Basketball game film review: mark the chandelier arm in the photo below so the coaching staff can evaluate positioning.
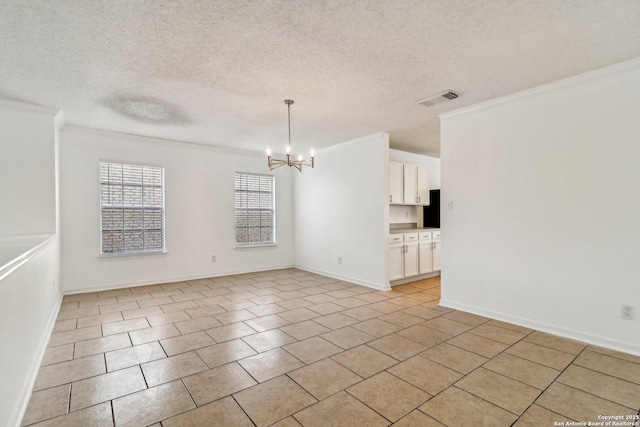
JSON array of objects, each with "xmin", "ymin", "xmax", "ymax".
[{"xmin": 267, "ymin": 158, "xmax": 288, "ymax": 171}]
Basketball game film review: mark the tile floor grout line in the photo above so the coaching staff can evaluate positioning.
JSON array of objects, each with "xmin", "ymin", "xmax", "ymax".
[
  {"xmin": 512, "ymin": 404, "xmax": 576, "ymax": 427},
  {"xmin": 230, "ymin": 394, "xmax": 258, "ymax": 427},
  {"xmin": 67, "ymin": 381, "xmax": 72, "ymax": 415},
  {"xmin": 553, "ymin": 377, "xmax": 639, "ymax": 413},
  {"xmin": 110, "ymin": 400, "xmax": 116, "ymax": 427},
  {"xmin": 433, "ymin": 329, "xmax": 545, "ymax": 420},
  {"xmin": 138, "ymin": 356, "xmax": 150, "ymax": 389},
  {"xmin": 453, "ymin": 370, "xmax": 542, "ymax": 418},
  {"xmin": 520, "ymin": 335, "xmax": 587, "ymax": 356},
  {"xmin": 234, "ymin": 357, "xmax": 261, "ymax": 386},
  {"xmin": 443, "ymin": 336, "xmax": 507, "ymax": 360},
  {"xmin": 179, "ymin": 377, "xmax": 198, "ymax": 410},
  {"xmin": 555, "ymin": 354, "xmax": 640, "ymax": 385},
  {"xmin": 462, "ymin": 329, "xmax": 539, "ymax": 386},
  {"xmin": 574, "ymin": 348, "xmax": 640, "ymax": 372},
  {"xmin": 586, "ymin": 347, "xmax": 640, "ymax": 366},
  {"xmin": 340, "ymin": 342, "xmax": 401, "ymax": 375},
  {"xmin": 518, "ymin": 345, "xmax": 591, "ymax": 422},
  {"xmin": 383, "ymin": 367, "xmax": 436, "ymax": 398},
  {"xmin": 495, "ymin": 345, "xmax": 569, "ymax": 372},
  {"xmin": 341, "ymin": 386, "xmax": 408, "ymax": 425},
  {"xmin": 411, "ymin": 384, "xmax": 461, "ymax": 426}
]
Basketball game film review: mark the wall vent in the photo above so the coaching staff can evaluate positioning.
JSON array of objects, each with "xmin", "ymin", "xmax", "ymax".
[{"xmin": 417, "ymin": 91, "xmax": 459, "ymax": 107}]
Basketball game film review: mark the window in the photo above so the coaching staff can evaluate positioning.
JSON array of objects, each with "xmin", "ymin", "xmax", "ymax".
[
  {"xmin": 100, "ymin": 161, "xmax": 165, "ymax": 254},
  {"xmin": 234, "ymin": 172, "xmax": 275, "ymax": 246}
]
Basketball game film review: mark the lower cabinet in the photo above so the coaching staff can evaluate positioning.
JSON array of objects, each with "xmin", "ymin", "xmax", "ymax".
[
  {"xmin": 390, "ymin": 230, "xmax": 441, "ymax": 282},
  {"xmin": 419, "ymin": 241, "xmax": 433, "ymax": 274},
  {"xmin": 432, "ymin": 240, "xmax": 441, "ymax": 271},
  {"xmin": 404, "ymin": 241, "xmax": 419, "ymax": 277},
  {"xmin": 389, "ymin": 242, "xmax": 405, "ymax": 281},
  {"xmin": 419, "ymin": 230, "xmax": 441, "ymax": 275},
  {"xmin": 419, "ymin": 240, "xmax": 442, "ymax": 274},
  {"xmin": 389, "ymin": 240, "xmax": 419, "ymax": 280}
]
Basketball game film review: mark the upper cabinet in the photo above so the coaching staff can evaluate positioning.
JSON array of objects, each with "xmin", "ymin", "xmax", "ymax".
[
  {"xmin": 417, "ymin": 167, "xmax": 430, "ymax": 206},
  {"xmin": 389, "ymin": 161, "xmax": 404, "ymax": 204},
  {"xmin": 389, "ymin": 162, "xmax": 429, "ymax": 205},
  {"xmin": 403, "ymin": 164, "xmax": 417, "ymax": 205}
]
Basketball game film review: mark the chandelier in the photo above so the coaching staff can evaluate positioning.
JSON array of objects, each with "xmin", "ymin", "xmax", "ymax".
[{"xmin": 266, "ymin": 99, "xmax": 315, "ymax": 172}]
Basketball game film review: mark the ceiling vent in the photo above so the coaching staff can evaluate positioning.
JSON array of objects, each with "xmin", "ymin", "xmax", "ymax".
[{"xmin": 417, "ymin": 91, "xmax": 459, "ymax": 107}]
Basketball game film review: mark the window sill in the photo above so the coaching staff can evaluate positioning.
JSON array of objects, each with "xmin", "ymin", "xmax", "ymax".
[
  {"xmin": 98, "ymin": 250, "xmax": 168, "ymax": 259},
  {"xmin": 234, "ymin": 243, "xmax": 278, "ymax": 249}
]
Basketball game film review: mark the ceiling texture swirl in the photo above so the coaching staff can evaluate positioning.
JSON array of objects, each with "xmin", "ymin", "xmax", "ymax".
[{"xmin": 1, "ymin": 1, "xmax": 639, "ymax": 156}]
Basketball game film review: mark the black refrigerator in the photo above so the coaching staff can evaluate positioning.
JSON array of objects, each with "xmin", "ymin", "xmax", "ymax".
[{"xmin": 423, "ymin": 190, "xmax": 440, "ymax": 228}]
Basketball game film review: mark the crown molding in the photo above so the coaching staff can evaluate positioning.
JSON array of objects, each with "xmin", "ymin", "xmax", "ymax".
[
  {"xmin": 0, "ymin": 98, "xmax": 60, "ymax": 116},
  {"xmin": 61, "ymin": 125, "xmax": 266, "ymax": 158},
  {"xmin": 440, "ymin": 57, "xmax": 640, "ymax": 120}
]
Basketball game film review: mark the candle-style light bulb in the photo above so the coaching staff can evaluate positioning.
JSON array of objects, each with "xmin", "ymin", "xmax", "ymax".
[
  {"xmin": 286, "ymin": 145, "xmax": 291, "ymax": 154},
  {"xmin": 266, "ymin": 148, "xmax": 271, "ymax": 156},
  {"xmin": 298, "ymin": 155, "xmax": 303, "ymax": 161},
  {"xmin": 310, "ymin": 149, "xmax": 315, "ymax": 157}
]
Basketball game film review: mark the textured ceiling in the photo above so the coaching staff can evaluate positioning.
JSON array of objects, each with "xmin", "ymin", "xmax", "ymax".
[{"xmin": 1, "ymin": 1, "xmax": 639, "ymax": 157}]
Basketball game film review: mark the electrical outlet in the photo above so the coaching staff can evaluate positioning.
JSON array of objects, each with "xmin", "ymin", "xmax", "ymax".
[
  {"xmin": 622, "ymin": 304, "xmax": 634, "ymax": 320},
  {"xmin": 338, "ymin": 257, "xmax": 342, "ymax": 265},
  {"xmin": 447, "ymin": 201, "xmax": 453, "ymax": 211},
  {"xmin": 211, "ymin": 255, "xmax": 217, "ymax": 262}
]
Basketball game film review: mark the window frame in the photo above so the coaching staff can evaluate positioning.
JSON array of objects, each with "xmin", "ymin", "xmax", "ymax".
[
  {"xmin": 234, "ymin": 171, "xmax": 276, "ymax": 248},
  {"xmin": 99, "ymin": 159, "xmax": 166, "ymax": 256}
]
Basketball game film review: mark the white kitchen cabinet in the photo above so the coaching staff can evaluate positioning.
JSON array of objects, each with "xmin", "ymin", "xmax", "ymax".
[
  {"xmin": 389, "ymin": 161, "xmax": 404, "ymax": 204},
  {"xmin": 417, "ymin": 167, "xmax": 430, "ymax": 205},
  {"xmin": 404, "ymin": 241, "xmax": 419, "ymax": 277},
  {"xmin": 418, "ymin": 230, "xmax": 441, "ymax": 275},
  {"xmin": 389, "ymin": 162, "xmax": 429, "ymax": 205},
  {"xmin": 389, "ymin": 234, "xmax": 420, "ymax": 280},
  {"xmin": 403, "ymin": 164, "xmax": 418, "ymax": 205},
  {"xmin": 390, "ymin": 230, "xmax": 440, "ymax": 284},
  {"xmin": 419, "ymin": 241, "xmax": 433, "ymax": 274},
  {"xmin": 432, "ymin": 240, "xmax": 441, "ymax": 271},
  {"xmin": 389, "ymin": 242, "xmax": 405, "ymax": 281}
]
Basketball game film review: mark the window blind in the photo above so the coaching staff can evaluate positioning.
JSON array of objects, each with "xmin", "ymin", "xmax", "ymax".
[
  {"xmin": 234, "ymin": 172, "xmax": 275, "ymax": 245},
  {"xmin": 100, "ymin": 161, "xmax": 165, "ymax": 254}
]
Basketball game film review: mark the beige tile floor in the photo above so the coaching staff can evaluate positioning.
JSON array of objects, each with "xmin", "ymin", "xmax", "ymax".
[{"xmin": 23, "ymin": 269, "xmax": 640, "ymax": 426}]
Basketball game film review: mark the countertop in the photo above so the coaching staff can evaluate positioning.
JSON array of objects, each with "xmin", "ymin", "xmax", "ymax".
[{"xmin": 390, "ymin": 227, "xmax": 440, "ymax": 234}]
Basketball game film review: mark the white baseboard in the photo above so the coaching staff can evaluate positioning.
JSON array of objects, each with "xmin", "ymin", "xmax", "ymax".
[
  {"xmin": 293, "ymin": 265, "xmax": 389, "ymax": 291},
  {"xmin": 439, "ymin": 299, "xmax": 640, "ymax": 357},
  {"xmin": 63, "ymin": 264, "xmax": 295, "ymax": 295},
  {"xmin": 10, "ymin": 293, "xmax": 63, "ymax": 427}
]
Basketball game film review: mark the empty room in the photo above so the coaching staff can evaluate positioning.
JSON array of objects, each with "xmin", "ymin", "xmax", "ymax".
[{"xmin": 1, "ymin": 1, "xmax": 639, "ymax": 426}]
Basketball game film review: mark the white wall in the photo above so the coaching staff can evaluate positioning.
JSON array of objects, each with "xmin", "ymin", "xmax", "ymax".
[
  {"xmin": 59, "ymin": 127, "xmax": 294, "ymax": 293},
  {"xmin": 0, "ymin": 239, "xmax": 61, "ymax": 427},
  {"xmin": 0, "ymin": 100, "xmax": 57, "ymax": 237},
  {"xmin": 0, "ymin": 101, "xmax": 62, "ymax": 427},
  {"xmin": 293, "ymin": 133, "xmax": 389, "ymax": 290},
  {"xmin": 389, "ymin": 205, "xmax": 420, "ymax": 225},
  {"xmin": 440, "ymin": 58, "xmax": 640, "ymax": 355}
]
